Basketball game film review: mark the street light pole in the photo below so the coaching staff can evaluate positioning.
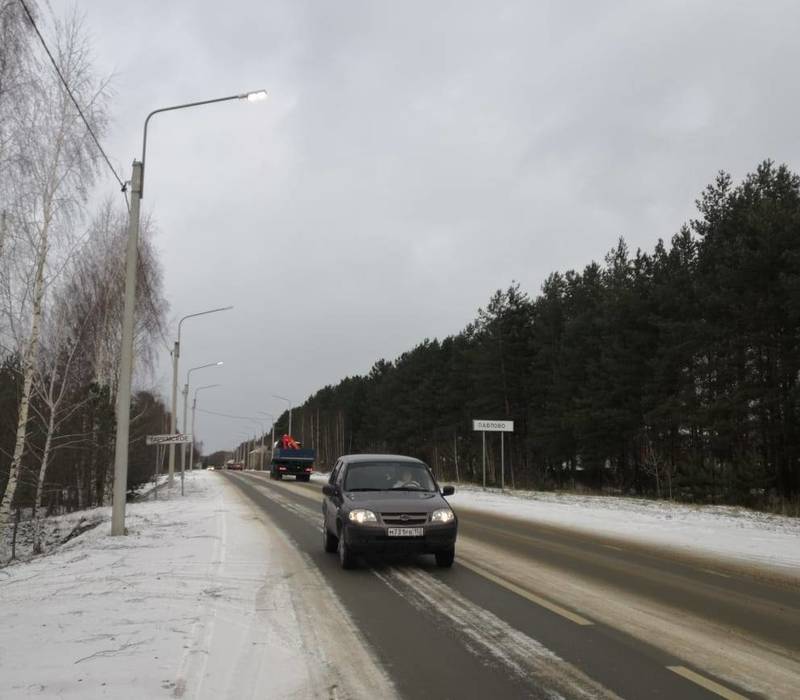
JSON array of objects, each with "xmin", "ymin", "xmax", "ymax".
[
  {"xmin": 272, "ymin": 395, "xmax": 292, "ymax": 436},
  {"xmin": 190, "ymin": 384, "xmax": 220, "ymax": 475},
  {"xmin": 248, "ymin": 419, "xmax": 267, "ymax": 471},
  {"xmin": 258, "ymin": 411, "xmax": 276, "ymax": 466},
  {"xmin": 110, "ymin": 160, "xmax": 142, "ymax": 536},
  {"xmin": 170, "ymin": 306, "xmax": 232, "ymax": 484},
  {"xmin": 182, "ymin": 362, "xmax": 223, "ymax": 494},
  {"xmin": 111, "ymin": 88, "xmax": 266, "ymax": 535}
]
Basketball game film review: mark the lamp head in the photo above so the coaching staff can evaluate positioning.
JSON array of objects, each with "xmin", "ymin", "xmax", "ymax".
[{"xmin": 242, "ymin": 90, "xmax": 267, "ymax": 102}]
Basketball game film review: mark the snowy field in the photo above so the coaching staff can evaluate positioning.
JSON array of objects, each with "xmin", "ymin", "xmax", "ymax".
[
  {"xmin": 311, "ymin": 472, "xmax": 800, "ymax": 576},
  {"xmin": 0, "ymin": 471, "xmax": 394, "ymax": 699}
]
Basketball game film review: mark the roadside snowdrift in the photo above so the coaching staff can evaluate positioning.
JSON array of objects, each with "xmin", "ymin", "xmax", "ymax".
[
  {"xmin": 310, "ymin": 472, "xmax": 800, "ymax": 575},
  {"xmin": 449, "ymin": 484, "xmax": 800, "ymax": 575},
  {"xmin": 0, "ymin": 471, "xmax": 394, "ymax": 699}
]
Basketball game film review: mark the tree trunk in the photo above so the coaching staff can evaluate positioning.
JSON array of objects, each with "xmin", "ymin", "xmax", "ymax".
[
  {"xmin": 0, "ymin": 231, "xmax": 47, "ymax": 535},
  {"xmin": 32, "ymin": 411, "xmax": 56, "ymax": 554}
]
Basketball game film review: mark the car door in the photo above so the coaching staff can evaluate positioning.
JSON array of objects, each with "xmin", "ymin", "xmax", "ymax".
[
  {"xmin": 329, "ymin": 461, "xmax": 348, "ymax": 531},
  {"xmin": 323, "ymin": 461, "xmax": 342, "ymax": 531}
]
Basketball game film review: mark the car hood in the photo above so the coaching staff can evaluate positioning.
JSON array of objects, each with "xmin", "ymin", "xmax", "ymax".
[{"xmin": 345, "ymin": 491, "xmax": 448, "ymax": 513}]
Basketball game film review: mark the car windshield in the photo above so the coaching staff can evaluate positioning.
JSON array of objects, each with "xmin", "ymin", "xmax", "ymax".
[{"xmin": 343, "ymin": 462, "xmax": 436, "ymax": 492}]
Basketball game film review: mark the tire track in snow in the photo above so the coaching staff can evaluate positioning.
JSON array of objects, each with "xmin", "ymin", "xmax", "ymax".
[
  {"xmin": 374, "ymin": 566, "xmax": 618, "ymax": 700},
  {"xmin": 237, "ymin": 474, "xmax": 617, "ymax": 699}
]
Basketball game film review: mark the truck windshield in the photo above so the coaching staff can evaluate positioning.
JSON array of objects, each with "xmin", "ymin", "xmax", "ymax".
[{"xmin": 344, "ymin": 462, "xmax": 436, "ymax": 492}]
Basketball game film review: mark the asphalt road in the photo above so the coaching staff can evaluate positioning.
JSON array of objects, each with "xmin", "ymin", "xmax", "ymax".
[{"xmin": 221, "ymin": 471, "xmax": 799, "ymax": 699}]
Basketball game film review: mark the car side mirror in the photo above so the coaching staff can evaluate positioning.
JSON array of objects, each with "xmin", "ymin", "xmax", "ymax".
[
  {"xmin": 441, "ymin": 485, "xmax": 455, "ymax": 496},
  {"xmin": 322, "ymin": 484, "xmax": 335, "ymax": 497}
]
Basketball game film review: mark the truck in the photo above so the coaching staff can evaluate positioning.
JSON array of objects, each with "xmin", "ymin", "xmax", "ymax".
[{"xmin": 270, "ymin": 435, "xmax": 315, "ymax": 481}]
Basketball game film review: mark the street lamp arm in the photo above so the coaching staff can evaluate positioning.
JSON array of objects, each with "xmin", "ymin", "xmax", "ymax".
[
  {"xmin": 141, "ymin": 90, "xmax": 266, "ymax": 196},
  {"xmin": 186, "ymin": 361, "xmax": 223, "ymax": 385},
  {"xmin": 271, "ymin": 395, "xmax": 293, "ymax": 435},
  {"xmin": 176, "ymin": 306, "xmax": 234, "ymax": 349},
  {"xmin": 193, "ymin": 383, "xmax": 221, "ymax": 401}
]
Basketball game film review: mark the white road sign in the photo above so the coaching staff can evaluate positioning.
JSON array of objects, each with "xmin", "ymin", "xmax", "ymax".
[
  {"xmin": 472, "ymin": 419, "xmax": 514, "ymax": 432},
  {"xmin": 146, "ymin": 433, "xmax": 193, "ymax": 445}
]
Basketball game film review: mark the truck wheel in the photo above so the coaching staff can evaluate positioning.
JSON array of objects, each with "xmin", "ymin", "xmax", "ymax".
[
  {"xmin": 338, "ymin": 528, "xmax": 357, "ymax": 569},
  {"xmin": 435, "ymin": 548, "xmax": 455, "ymax": 568},
  {"xmin": 323, "ymin": 524, "xmax": 338, "ymax": 553}
]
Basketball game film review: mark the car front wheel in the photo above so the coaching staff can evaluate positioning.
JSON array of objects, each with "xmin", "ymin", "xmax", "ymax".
[
  {"xmin": 323, "ymin": 524, "xmax": 338, "ymax": 553},
  {"xmin": 338, "ymin": 528, "xmax": 357, "ymax": 569},
  {"xmin": 435, "ymin": 548, "xmax": 455, "ymax": 568}
]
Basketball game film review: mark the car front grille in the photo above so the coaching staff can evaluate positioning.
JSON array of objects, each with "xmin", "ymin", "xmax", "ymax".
[{"xmin": 381, "ymin": 512, "xmax": 428, "ymax": 525}]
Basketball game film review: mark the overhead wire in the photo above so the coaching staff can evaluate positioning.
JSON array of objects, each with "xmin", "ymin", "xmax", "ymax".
[
  {"xmin": 17, "ymin": 0, "xmax": 127, "ymax": 193},
  {"xmin": 18, "ymin": 0, "xmax": 171, "ymax": 355},
  {"xmin": 197, "ymin": 408, "xmax": 273, "ymax": 423}
]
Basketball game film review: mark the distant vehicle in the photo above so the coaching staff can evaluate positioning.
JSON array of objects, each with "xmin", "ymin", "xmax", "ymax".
[
  {"xmin": 321, "ymin": 454, "xmax": 457, "ymax": 569},
  {"xmin": 270, "ymin": 434, "xmax": 315, "ymax": 481},
  {"xmin": 226, "ymin": 460, "xmax": 244, "ymax": 471}
]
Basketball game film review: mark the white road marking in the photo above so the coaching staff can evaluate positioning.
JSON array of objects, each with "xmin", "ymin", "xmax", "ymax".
[
  {"xmin": 699, "ymin": 568, "xmax": 732, "ymax": 579},
  {"xmin": 459, "ymin": 558, "xmax": 594, "ymax": 626},
  {"xmin": 667, "ymin": 665, "xmax": 749, "ymax": 700},
  {"xmin": 375, "ymin": 566, "xmax": 618, "ymax": 699}
]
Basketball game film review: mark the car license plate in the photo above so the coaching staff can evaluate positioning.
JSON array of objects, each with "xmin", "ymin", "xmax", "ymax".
[{"xmin": 387, "ymin": 527, "xmax": 424, "ymax": 537}]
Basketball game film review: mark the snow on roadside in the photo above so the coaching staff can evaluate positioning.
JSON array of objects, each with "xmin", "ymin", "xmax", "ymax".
[
  {"xmin": 0, "ymin": 471, "xmax": 395, "ymax": 699},
  {"xmin": 448, "ymin": 483, "xmax": 800, "ymax": 575},
  {"xmin": 312, "ymin": 471, "xmax": 799, "ymax": 574},
  {"xmin": 0, "ymin": 475, "xmax": 172, "ymax": 564}
]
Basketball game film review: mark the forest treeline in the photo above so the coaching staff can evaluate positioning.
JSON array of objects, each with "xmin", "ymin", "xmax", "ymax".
[
  {"xmin": 269, "ymin": 162, "xmax": 800, "ymax": 511},
  {"xmin": 0, "ymin": 1, "xmax": 168, "ymax": 554}
]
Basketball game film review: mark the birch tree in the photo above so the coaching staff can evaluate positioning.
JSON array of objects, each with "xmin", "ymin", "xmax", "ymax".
[{"xmin": 0, "ymin": 10, "xmax": 108, "ymax": 534}]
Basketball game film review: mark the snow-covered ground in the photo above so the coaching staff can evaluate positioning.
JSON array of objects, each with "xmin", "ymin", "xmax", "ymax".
[
  {"xmin": 450, "ymin": 484, "xmax": 800, "ymax": 576},
  {"xmin": 0, "ymin": 471, "xmax": 394, "ymax": 699},
  {"xmin": 311, "ymin": 472, "xmax": 800, "ymax": 576}
]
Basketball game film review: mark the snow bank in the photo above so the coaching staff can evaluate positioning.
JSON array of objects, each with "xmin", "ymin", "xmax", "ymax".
[
  {"xmin": 0, "ymin": 471, "xmax": 394, "ymax": 699},
  {"xmin": 448, "ymin": 484, "xmax": 800, "ymax": 574},
  {"xmin": 313, "ymin": 471, "xmax": 798, "ymax": 573}
]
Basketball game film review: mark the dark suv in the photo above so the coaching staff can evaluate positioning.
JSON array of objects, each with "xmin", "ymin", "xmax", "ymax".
[{"xmin": 321, "ymin": 454, "xmax": 458, "ymax": 569}]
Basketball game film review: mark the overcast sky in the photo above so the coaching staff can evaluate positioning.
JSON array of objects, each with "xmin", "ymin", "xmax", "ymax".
[{"xmin": 78, "ymin": 0, "xmax": 800, "ymax": 453}]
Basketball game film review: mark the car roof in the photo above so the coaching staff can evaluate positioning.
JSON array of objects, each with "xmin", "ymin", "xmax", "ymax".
[{"xmin": 340, "ymin": 454, "xmax": 426, "ymax": 465}]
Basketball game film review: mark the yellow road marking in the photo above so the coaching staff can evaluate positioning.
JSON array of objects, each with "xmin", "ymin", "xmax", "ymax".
[
  {"xmin": 459, "ymin": 558, "xmax": 594, "ymax": 626},
  {"xmin": 667, "ymin": 666, "xmax": 749, "ymax": 699},
  {"xmin": 699, "ymin": 568, "xmax": 732, "ymax": 579}
]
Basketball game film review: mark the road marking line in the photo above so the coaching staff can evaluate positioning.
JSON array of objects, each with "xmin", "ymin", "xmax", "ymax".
[
  {"xmin": 459, "ymin": 559, "xmax": 594, "ymax": 626},
  {"xmin": 699, "ymin": 568, "xmax": 732, "ymax": 579},
  {"xmin": 667, "ymin": 666, "xmax": 748, "ymax": 699},
  {"xmin": 601, "ymin": 544, "xmax": 624, "ymax": 551}
]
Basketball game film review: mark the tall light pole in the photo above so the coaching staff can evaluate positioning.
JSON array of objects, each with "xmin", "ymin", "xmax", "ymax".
[
  {"xmin": 111, "ymin": 88, "xmax": 267, "ymax": 536},
  {"xmin": 248, "ymin": 419, "xmax": 268, "ymax": 471},
  {"xmin": 182, "ymin": 361, "xmax": 223, "ymax": 494},
  {"xmin": 236, "ymin": 432, "xmax": 252, "ymax": 467},
  {"xmin": 258, "ymin": 410, "xmax": 276, "ymax": 457},
  {"xmin": 190, "ymin": 384, "xmax": 220, "ymax": 474},
  {"xmin": 272, "ymin": 394, "xmax": 292, "ymax": 436},
  {"xmin": 170, "ymin": 307, "xmax": 232, "ymax": 485}
]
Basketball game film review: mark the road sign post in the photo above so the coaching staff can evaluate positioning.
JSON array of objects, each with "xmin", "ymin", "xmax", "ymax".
[
  {"xmin": 501, "ymin": 432, "xmax": 505, "ymax": 490},
  {"xmin": 482, "ymin": 431, "xmax": 486, "ymax": 488},
  {"xmin": 472, "ymin": 420, "xmax": 514, "ymax": 490}
]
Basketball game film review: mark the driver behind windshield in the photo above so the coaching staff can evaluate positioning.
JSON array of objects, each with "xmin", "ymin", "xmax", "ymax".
[{"xmin": 392, "ymin": 467, "xmax": 421, "ymax": 489}]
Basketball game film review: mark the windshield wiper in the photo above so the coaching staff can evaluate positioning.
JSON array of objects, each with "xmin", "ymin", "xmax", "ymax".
[
  {"xmin": 347, "ymin": 487, "xmax": 382, "ymax": 492},
  {"xmin": 389, "ymin": 487, "xmax": 432, "ymax": 492}
]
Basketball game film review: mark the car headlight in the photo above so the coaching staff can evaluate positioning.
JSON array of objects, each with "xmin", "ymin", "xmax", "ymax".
[
  {"xmin": 431, "ymin": 508, "xmax": 454, "ymax": 523},
  {"xmin": 348, "ymin": 509, "xmax": 377, "ymax": 524}
]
